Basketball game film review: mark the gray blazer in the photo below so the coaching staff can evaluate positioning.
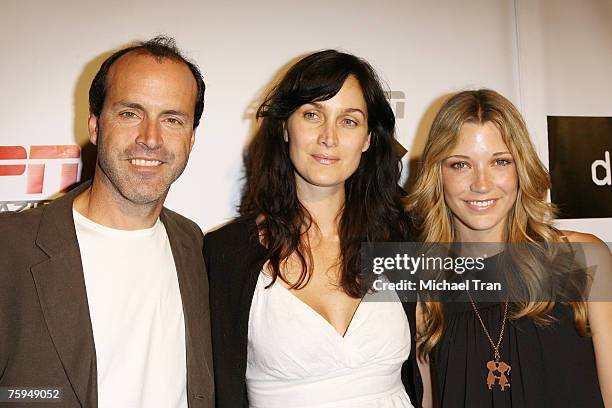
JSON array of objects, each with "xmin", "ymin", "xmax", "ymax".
[{"xmin": 0, "ymin": 182, "xmax": 214, "ymax": 407}]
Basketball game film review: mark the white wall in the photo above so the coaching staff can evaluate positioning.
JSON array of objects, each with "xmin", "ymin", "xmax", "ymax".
[
  {"xmin": 1, "ymin": 0, "xmax": 609, "ymax": 238},
  {"xmin": 515, "ymin": 0, "xmax": 612, "ymax": 240}
]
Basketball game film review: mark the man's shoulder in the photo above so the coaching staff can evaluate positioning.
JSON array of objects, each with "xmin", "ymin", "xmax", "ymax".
[
  {"xmin": 0, "ymin": 184, "xmax": 86, "ymax": 246},
  {"xmin": 0, "ymin": 206, "xmax": 46, "ymax": 244},
  {"xmin": 161, "ymin": 207, "xmax": 203, "ymax": 241},
  {"xmin": 162, "ymin": 206, "xmax": 199, "ymax": 227}
]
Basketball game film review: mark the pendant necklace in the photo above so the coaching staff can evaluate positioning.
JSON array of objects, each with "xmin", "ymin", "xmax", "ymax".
[{"xmin": 467, "ymin": 292, "xmax": 511, "ymax": 391}]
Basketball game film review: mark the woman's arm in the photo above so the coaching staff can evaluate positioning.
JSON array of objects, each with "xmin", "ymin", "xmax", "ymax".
[
  {"xmin": 590, "ymin": 299, "xmax": 612, "ymax": 407},
  {"xmin": 565, "ymin": 231, "xmax": 612, "ymax": 406}
]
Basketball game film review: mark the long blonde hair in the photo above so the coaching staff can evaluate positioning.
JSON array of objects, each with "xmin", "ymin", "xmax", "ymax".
[{"xmin": 406, "ymin": 89, "xmax": 589, "ymax": 358}]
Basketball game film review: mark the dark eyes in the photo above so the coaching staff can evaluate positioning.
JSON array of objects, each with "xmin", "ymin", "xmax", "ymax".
[
  {"xmin": 119, "ymin": 111, "xmax": 138, "ymax": 118},
  {"xmin": 165, "ymin": 117, "xmax": 184, "ymax": 126},
  {"xmin": 118, "ymin": 111, "xmax": 183, "ymax": 126}
]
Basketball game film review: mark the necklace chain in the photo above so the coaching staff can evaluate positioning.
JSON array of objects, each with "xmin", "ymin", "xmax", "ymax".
[{"xmin": 466, "ymin": 291, "xmax": 509, "ymax": 362}]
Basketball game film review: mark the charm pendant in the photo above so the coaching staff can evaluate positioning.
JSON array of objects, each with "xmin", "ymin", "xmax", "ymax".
[{"xmin": 486, "ymin": 360, "xmax": 511, "ymax": 391}]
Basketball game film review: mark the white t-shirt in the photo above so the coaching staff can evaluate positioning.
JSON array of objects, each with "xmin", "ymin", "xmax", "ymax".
[{"xmin": 73, "ymin": 209, "xmax": 187, "ymax": 408}]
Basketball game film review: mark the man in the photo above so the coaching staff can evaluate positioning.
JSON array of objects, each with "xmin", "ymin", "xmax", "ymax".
[{"xmin": 0, "ymin": 36, "xmax": 213, "ymax": 407}]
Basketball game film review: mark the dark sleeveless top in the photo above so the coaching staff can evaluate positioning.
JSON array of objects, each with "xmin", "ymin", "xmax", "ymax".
[{"xmin": 430, "ymin": 254, "xmax": 603, "ymax": 407}]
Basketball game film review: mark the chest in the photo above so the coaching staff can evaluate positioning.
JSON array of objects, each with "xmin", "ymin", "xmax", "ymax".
[
  {"xmin": 277, "ymin": 243, "xmax": 360, "ymax": 337},
  {"xmin": 247, "ymin": 272, "xmax": 412, "ymax": 379}
]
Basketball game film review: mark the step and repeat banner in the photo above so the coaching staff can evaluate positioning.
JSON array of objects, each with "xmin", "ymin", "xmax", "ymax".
[{"xmin": 1, "ymin": 0, "xmax": 610, "ymax": 239}]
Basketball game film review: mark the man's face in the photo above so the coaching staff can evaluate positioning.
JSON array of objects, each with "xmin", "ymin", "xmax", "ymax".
[{"xmin": 88, "ymin": 53, "xmax": 197, "ymax": 206}]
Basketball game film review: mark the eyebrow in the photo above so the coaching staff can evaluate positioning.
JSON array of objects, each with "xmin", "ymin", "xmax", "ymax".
[
  {"xmin": 308, "ymin": 102, "xmax": 367, "ymax": 118},
  {"xmin": 115, "ymin": 101, "xmax": 189, "ymax": 118},
  {"xmin": 116, "ymin": 101, "xmax": 145, "ymax": 111},
  {"xmin": 162, "ymin": 109, "xmax": 190, "ymax": 118},
  {"xmin": 445, "ymin": 151, "xmax": 512, "ymax": 160},
  {"xmin": 344, "ymin": 107, "xmax": 367, "ymax": 118}
]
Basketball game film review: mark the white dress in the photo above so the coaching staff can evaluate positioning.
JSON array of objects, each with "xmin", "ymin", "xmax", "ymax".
[{"xmin": 246, "ymin": 273, "xmax": 414, "ymax": 408}]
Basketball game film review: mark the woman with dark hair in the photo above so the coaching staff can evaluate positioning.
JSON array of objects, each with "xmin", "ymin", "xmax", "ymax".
[
  {"xmin": 204, "ymin": 50, "xmax": 421, "ymax": 407},
  {"xmin": 407, "ymin": 89, "xmax": 612, "ymax": 407}
]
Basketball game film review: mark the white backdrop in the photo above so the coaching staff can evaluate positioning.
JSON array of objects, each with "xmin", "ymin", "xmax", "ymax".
[{"xmin": 1, "ymin": 0, "xmax": 610, "ymax": 239}]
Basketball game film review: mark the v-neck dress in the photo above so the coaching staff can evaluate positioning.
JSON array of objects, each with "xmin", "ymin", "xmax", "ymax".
[{"xmin": 246, "ymin": 272, "xmax": 414, "ymax": 408}]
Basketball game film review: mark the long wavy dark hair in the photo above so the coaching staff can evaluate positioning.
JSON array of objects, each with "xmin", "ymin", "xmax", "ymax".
[{"xmin": 240, "ymin": 49, "xmax": 409, "ymax": 297}]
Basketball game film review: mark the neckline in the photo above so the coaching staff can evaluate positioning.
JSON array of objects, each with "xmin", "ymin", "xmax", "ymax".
[
  {"xmin": 250, "ymin": 217, "xmax": 364, "ymax": 339},
  {"xmin": 263, "ymin": 274, "xmax": 364, "ymax": 339}
]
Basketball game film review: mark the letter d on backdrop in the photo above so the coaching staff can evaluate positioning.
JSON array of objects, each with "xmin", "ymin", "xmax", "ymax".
[
  {"xmin": 592, "ymin": 151, "xmax": 611, "ymax": 186},
  {"xmin": 548, "ymin": 116, "xmax": 612, "ymax": 218}
]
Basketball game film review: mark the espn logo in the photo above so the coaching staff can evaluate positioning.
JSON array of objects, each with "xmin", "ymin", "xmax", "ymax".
[{"xmin": 0, "ymin": 145, "xmax": 81, "ymax": 196}]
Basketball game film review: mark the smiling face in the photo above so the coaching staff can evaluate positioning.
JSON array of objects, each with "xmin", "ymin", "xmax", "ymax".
[
  {"xmin": 285, "ymin": 75, "xmax": 371, "ymax": 197},
  {"xmin": 441, "ymin": 121, "xmax": 518, "ymax": 242},
  {"xmin": 88, "ymin": 53, "xmax": 197, "ymax": 206}
]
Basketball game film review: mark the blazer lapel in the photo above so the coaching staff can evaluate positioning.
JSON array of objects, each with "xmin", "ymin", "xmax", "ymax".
[
  {"xmin": 30, "ymin": 183, "xmax": 98, "ymax": 408},
  {"xmin": 161, "ymin": 210, "xmax": 214, "ymax": 404}
]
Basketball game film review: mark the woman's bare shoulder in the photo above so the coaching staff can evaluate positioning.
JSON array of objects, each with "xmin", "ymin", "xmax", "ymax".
[{"xmin": 561, "ymin": 230, "xmax": 605, "ymax": 244}]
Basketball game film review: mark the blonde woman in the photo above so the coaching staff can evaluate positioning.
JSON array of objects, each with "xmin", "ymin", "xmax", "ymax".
[{"xmin": 407, "ymin": 89, "xmax": 612, "ymax": 407}]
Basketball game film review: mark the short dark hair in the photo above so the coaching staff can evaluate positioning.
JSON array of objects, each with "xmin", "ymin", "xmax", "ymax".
[{"xmin": 88, "ymin": 35, "xmax": 205, "ymax": 128}]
